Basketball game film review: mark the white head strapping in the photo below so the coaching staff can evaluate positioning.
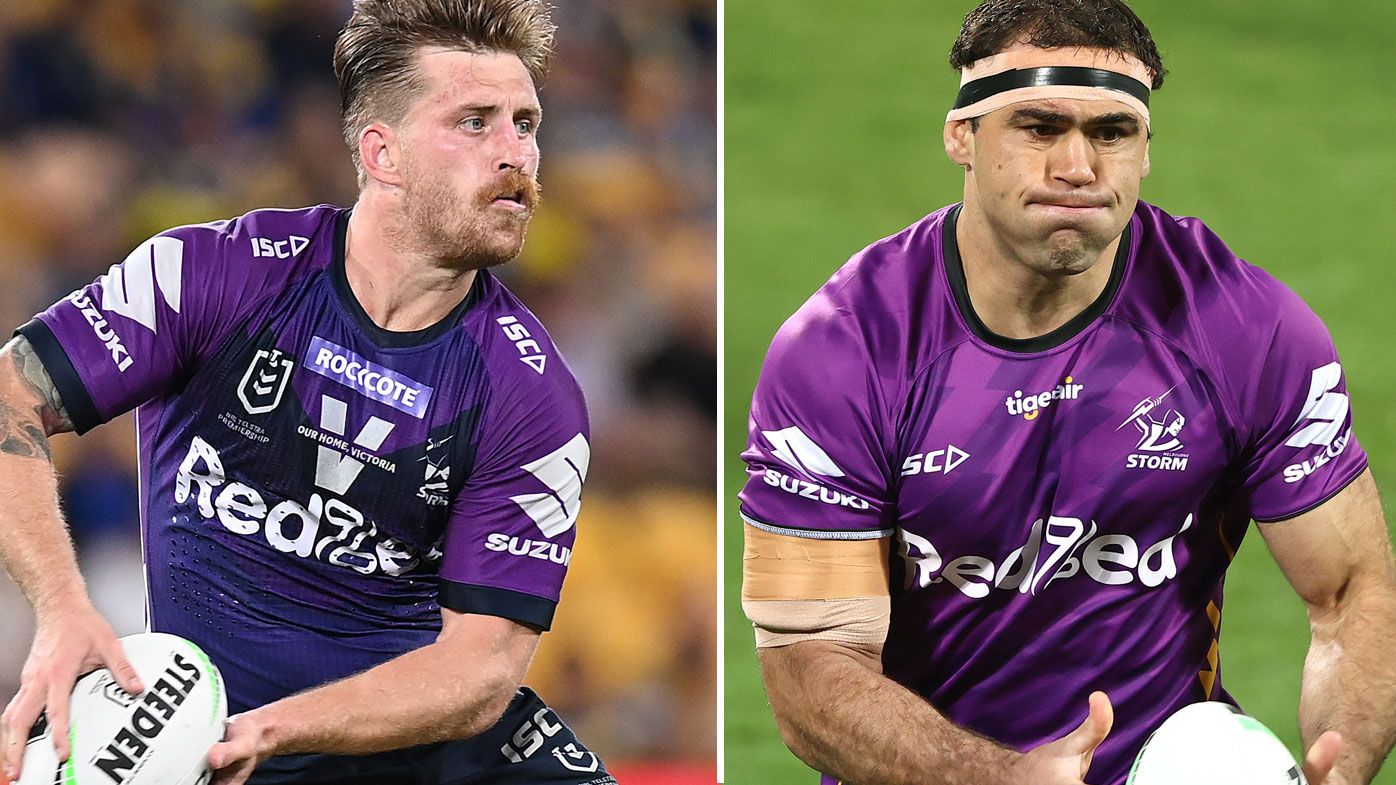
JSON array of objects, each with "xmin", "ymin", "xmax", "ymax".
[{"xmin": 946, "ymin": 46, "xmax": 1154, "ymax": 128}]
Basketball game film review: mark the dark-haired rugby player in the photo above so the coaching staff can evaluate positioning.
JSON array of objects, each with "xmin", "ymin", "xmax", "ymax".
[{"xmin": 739, "ymin": 2, "xmax": 1396, "ymax": 784}]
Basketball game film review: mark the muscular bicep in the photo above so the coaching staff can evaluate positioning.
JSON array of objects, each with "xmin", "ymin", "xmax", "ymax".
[
  {"xmin": 0, "ymin": 335, "xmax": 74, "ymax": 458},
  {"xmin": 1258, "ymin": 469, "xmax": 1396, "ymax": 617}
]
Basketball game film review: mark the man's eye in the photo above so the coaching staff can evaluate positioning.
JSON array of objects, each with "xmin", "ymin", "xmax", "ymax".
[
  {"xmin": 462, "ymin": 117, "xmax": 485, "ymax": 131},
  {"xmin": 1029, "ymin": 125, "xmax": 1059, "ymax": 137},
  {"xmin": 1098, "ymin": 127, "xmax": 1125, "ymax": 142},
  {"xmin": 515, "ymin": 120, "xmax": 534, "ymax": 135}
]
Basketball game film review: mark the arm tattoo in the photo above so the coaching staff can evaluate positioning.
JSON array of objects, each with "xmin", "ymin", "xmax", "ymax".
[
  {"xmin": 0, "ymin": 398, "xmax": 53, "ymax": 460},
  {"xmin": 11, "ymin": 336, "xmax": 73, "ymax": 433},
  {"xmin": 0, "ymin": 336, "xmax": 74, "ymax": 461}
]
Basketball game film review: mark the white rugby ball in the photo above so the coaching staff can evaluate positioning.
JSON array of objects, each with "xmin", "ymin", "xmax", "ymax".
[
  {"xmin": 1127, "ymin": 701, "xmax": 1307, "ymax": 785},
  {"xmin": 17, "ymin": 632, "xmax": 227, "ymax": 785}
]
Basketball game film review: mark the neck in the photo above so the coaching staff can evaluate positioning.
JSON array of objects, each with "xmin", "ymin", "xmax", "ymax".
[
  {"xmin": 955, "ymin": 202, "xmax": 1120, "ymax": 340},
  {"xmin": 344, "ymin": 187, "xmax": 478, "ymax": 333}
]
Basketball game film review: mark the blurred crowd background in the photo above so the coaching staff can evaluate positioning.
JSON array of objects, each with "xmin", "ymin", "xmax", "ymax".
[{"xmin": 0, "ymin": 0, "xmax": 716, "ymax": 777}]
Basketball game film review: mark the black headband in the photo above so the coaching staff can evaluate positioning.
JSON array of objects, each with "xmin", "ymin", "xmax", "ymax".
[{"xmin": 952, "ymin": 66, "xmax": 1151, "ymax": 111}]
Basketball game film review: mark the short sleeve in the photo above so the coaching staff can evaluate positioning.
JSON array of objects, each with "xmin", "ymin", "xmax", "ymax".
[
  {"xmin": 437, "ymin": 338, "xmax": 589, "ymax": 631},
  {"xmin": 1234, "ymin": 288, "xmax": 1367, "ymax": 522},
  {"xmin": 738, "ymin": 299, "xmax": 898, "ymax": 540},
  {"xmin": 17, "ymin": 227, "xmax": 231, "ymax": 433}
]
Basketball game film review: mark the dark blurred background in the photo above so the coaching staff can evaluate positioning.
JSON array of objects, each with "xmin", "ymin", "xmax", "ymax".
[{"xmin": 0, "ymin": 0, "xmax": 716, "ymax": 779}]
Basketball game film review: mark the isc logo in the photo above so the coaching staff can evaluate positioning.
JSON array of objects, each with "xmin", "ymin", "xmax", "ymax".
[
  {"xmin": 250, "ymin": 235, "xmax": 310, "ymax": 259},
  {"xmin": 496, "ymin": 315, "xmax": 548, "ymax": 374}
]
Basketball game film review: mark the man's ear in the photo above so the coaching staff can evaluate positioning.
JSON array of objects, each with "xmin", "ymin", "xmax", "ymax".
[
  {"xmin": 360, "ymin": 123, "xmax": 404, "ymax": 187},
  {"xmin": 944, "ymin": 119, "xmax": 975, "ymax": 170},
  {"xmin": 1141, "ymin": 136, "xmax": 1151, "ymax": 179}
]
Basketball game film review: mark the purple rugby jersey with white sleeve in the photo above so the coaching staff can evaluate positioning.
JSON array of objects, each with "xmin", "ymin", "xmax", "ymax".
[
  {"xmin": 19, "ymin": 205, "xmax": 589, "ymax": 714},
  {"xmin": 739, "ymin": 201, "xmax": 1367, "ymax": 785}
]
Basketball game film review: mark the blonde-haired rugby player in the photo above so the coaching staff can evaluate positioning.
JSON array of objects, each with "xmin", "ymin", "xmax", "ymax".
[{"xmin": 738, "ymin": 1, "xmax": 1396, "ymax": 784}]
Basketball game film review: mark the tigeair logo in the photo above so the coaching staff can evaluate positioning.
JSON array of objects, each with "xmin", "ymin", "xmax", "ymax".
[
  {"xmin": 897, "ymin": 513, "xmax": 1194, "ymax": 598},
  {"xmin": 759, "ymin": 426, "xmax": 870, "ymax": 510},
  {"xmin": 1004, "ymin": 376, "xmax": 1084, "ymax": 420},
  {"xmin": 304, "ymin": 337, "xmax": 434, "ymax": 418}
]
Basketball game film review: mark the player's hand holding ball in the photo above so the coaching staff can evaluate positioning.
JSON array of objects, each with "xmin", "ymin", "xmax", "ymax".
[
  {"xmin": 9, "ymin": 633, "xmax": 226, "ymax": 785},
  {"xmin": 1015, "ymin": 691, "xmax": 1115, "ymax": 785},
  {"xmin": 206, "ymin": 712, "xmax": 276, "ymax": 785},
  {"xmin": 1, "ymin": 600, "xmax": 142, "ymax": 780}
]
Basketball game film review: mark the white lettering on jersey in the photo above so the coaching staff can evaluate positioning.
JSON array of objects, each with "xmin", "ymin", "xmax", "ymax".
[
  {"xmin": 313, "ymin": 395, "xmax": 396, "ymax": 495},
  {"xmin": 250, "ymin": 236, "xmax": 310, "ymax": 259},
  {"xmin": 496, "ymin": 316, "xmax": 548, "ymax": 374},
  {"xmin": 1286, "ymin": 363, "xmax": 1349, "ymax": 448},
  {"xmin": 484, "ymin": 533, "xmax": 572, "ymax": 565},
  {"xmin": 508, "ymin": 434, "xmax": 590, "ymax": 537},
  {"xmin": 1283, "ymin": 426, "xmax": 1353, "ymax": 484},
  {"xmin": 1004, "ymin": 376, "xmax": 1085, "ymax": 420},
  {"xmin": 901, "ymin": 445, "xmax": 970, "ymax": 476},
  {"xmin": 100, "ymin": 236, "xmax": 183, "ymax": 333},
  {"xmin": 174, "ymin": 436, "xmax": 424, "ymax": 575},
  {"xmin": 68, "ymin": 291, "xmax": 133, "ymax": 372},
  {"xmin": 762, "ymin": 468, "xmax": 871, "ymax": 509},
  {"xmin": 897, "ymin": 514, "xmax": 1193, "ymax": 598}
]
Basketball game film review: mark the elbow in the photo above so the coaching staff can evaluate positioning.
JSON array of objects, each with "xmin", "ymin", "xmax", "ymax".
[
  {"xmin": 450, "ymin": 668, "xmax": 523, "ymax": 741},
  {"xmin": 771, "ymin": 703, "xmax": 818, "ymax": 764},
  {"xmin": 1305, "ymin": 570, "xmax": 1396, "ymax": 633}
]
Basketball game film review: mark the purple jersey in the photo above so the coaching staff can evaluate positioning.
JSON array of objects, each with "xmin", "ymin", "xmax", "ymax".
[
  {"xmin": 21, "ymin": 206, "xmax": 589, "ymax": 714},
  {"xmin": 739, "ymin": 201, "xmax": 1366, "ymax": 785}
]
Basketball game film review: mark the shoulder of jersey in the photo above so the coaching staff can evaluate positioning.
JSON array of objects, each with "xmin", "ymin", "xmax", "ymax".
[
  {"xmin": 1125, "ymin": 201, "xmax": 1313, "ymax": 343},
  {"xmin": 159, "ymin": 204, "xmax": 340, "ymax": 288},
  {"xmin": 472, "ymin": 273, "xmax": 584, "ymax": 394},
  {"xmin": 769, "ymin": 206, "xmax": 954, "ymax": 381}
]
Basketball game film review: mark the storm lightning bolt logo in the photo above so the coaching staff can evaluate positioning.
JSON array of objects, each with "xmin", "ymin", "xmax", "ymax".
[{"xmin": 1118, "ymin": 386, "xmax": 1185, "ymax": 453}]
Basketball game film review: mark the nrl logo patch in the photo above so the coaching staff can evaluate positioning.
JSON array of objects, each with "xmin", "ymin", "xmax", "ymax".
[{"xmin": 238, "ymin": 348, "xmax": 295, "ymax": 415}]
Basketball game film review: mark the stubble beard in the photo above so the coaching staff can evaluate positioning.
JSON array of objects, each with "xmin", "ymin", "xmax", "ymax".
[{"xmin": 401, "ymin": 166, "xmax": 542, "ymax": 269}]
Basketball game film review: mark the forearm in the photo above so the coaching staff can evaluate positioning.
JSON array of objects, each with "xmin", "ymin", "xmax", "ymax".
[
  {"xmin": 248, "ymin": 634, "xmax": 526, "ymax": 757},
  {"xmin": 760, "ymin": 641, "xmax": 1018, "ymax": 785},
  {"xmin": 0, "ymin": 339, "xmax": 87, "ymax": 617},
  {"xmin": 1300, "ymin": 574, "xmax": 1396, "ymax": 785}
]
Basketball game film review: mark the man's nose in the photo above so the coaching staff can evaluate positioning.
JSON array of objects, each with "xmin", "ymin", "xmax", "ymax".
[
  {"xmin": 497, "ymin": 131, "xmax": 535, "ymax": 172},
  {"xmin": 1050, "ymin": 131, "xmax": 1096, "ymax": 187}
]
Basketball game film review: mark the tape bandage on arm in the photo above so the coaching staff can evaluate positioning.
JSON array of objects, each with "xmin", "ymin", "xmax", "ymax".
[{"xmin": 740, "ymin": 523, "xmax": 891, "ymax": 648}]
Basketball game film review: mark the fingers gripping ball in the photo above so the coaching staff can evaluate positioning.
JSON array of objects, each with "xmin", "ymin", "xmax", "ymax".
[
  {"xmin": 1127, "ymin": 702, "xmax": 1307, "ymax": 785},
  {"xmin": 18, "ymin": 633, "xmax": 227, "ymax": 785}
]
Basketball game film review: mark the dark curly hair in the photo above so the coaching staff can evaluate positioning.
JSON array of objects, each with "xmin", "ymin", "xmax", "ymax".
[{"xmin": 950, "ymin": 0, "xmax": 1166, "ymax": 89}]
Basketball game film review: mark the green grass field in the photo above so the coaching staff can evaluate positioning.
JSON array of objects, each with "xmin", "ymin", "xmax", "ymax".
[{"xmin": 724, "ymin": 1, "xmax": 1396, "ymax": 782}]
